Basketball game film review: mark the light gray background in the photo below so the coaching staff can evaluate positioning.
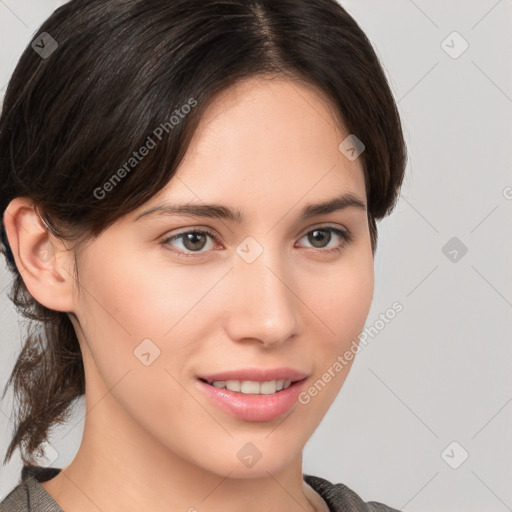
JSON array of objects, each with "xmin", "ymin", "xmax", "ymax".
[{"xmin": 1, "ymin": 1, "xmax": 511, "ymax": 511}]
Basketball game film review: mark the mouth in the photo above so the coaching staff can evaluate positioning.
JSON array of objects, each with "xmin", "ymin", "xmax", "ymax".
[{"xmin": 196, "ymin": 376, "xmax": 309, "ymax": 422}]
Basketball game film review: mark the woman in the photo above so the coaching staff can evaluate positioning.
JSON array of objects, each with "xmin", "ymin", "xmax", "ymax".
[{"xmin": 0, "ymin": 0, "xmax": 407, "ymax": 510}]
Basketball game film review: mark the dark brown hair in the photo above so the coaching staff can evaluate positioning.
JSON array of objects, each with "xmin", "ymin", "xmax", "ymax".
[{"xmin": 0, "ymin": 0, "xmax": 407, "ymax": 466}]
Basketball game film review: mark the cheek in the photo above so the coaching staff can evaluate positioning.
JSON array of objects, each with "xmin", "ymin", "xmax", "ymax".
[
  {"xmin": 299, "ymin": 251, "xmax": 373, "ymax": 394},
  {"xmin": 72, "ymin": 253, "xmax": 217, "ymax": 443},
  {"xmin": 78, "ymin": 244, "xmax": 199, "ymax": 330},
  {"xmin": 293, "ymin": 255, "xmax": 374, "ymax": 416},
  {"xmin": 74, "ymin": 249, "xmax": 232, "ymax": 376},
  {"xmin": 303, "ymin": 250, "xmax": 374, "ymax": 346}
]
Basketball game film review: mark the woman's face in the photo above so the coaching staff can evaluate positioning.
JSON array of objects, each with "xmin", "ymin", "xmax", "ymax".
[{"xmin": 70, "ymin": 75, "xmax": 374, "ymax": 478}]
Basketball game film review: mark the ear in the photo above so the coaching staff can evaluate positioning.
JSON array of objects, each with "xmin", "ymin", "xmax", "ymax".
[{"xmin": 3, "ymin": 197, "xmax": 76, "ymax": 313}]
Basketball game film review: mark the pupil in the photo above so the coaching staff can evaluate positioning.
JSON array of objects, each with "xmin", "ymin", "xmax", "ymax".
[
  {"xmin": 185, "ymin": 233, "xmax": 206, "ymax": 250},
  {"xmin": 310, "ymin": 229, "xmax": 330, "ymax": 248}
]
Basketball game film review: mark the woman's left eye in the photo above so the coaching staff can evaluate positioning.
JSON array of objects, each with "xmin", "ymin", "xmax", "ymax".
[{"xmin": 161, "ymin": 226, "xmax": 352, "ymax": 257}]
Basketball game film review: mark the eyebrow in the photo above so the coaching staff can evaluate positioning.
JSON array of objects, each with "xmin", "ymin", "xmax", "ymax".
[{"xmin": 134, "ymin": 192, "xmax": 367, "ymax": 223}]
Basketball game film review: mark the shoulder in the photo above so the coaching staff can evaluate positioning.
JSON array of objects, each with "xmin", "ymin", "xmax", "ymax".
[
  {"xmin": 1, "ymin": 467, "xmax": 400, "ymax": 512},
  {"xmin": 304, "ymin": 474, "xmax": 401, "ymax": 512},
  {"xmin": 0, "ymin": 466, "xmax": 63, "ymax": 512}
]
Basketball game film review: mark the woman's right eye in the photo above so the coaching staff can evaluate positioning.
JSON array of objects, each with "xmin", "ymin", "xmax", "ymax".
[{"xmin": 161, "ymin": 229, "xmax": 218, "ymax": 256}]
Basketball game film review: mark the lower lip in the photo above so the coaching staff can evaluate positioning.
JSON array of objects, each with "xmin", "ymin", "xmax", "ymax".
[{"xmin": 196, "ymin": 378, "xmax": 307, "ymax": 422}]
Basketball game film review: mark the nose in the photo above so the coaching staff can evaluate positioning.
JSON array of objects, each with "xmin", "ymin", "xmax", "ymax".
[{"xmin": 222, "ymin": 248, "xmax": 300, "ymax": 349}]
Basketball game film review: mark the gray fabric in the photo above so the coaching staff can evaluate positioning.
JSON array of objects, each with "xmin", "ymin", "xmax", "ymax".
[
  {"xmin": 0, "ymin": 466, "xmax": 401, "ymax": 511},
  {"xmin": 0, "ymin": 466, "xmax": 63, "ymax": 512},
  {"xmin": 303, "ymin": 475, "xmax": 401, "ymax": 512}
]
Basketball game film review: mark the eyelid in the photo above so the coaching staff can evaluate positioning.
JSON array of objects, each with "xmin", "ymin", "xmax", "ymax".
[
  {"xmin": 162, "ymin": 222, "xmax": 350, "ymax": 240},
  {"xmin": 298, "ymin": 222, "xmax": 350, "ymax": 238}
]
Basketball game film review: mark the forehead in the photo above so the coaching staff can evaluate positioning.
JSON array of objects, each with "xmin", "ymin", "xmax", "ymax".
[
  {"xmin": 188, "ymin": 74, "xmax": 352, "ymax": 156},
  {"xmin": 197, "ymin": 74, "xmax": 346, "ymax": 132},
  {"xmin": 149, "ymin": 75, "xmax": 366, "ymax": 219}
]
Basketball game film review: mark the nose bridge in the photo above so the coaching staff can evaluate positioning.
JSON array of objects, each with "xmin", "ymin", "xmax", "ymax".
[{"xmin": 224, "ymin": 240, "xmax": 299, "ymax": 346}]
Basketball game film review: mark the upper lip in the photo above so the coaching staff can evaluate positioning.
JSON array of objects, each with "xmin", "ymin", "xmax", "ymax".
[{"xmin": 198, "ymin": 367, "xmax": 308, "ymax": 383}]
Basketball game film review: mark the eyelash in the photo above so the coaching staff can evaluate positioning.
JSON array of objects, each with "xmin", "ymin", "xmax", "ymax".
[{"xmin": 161, "ymin": 226, "xmax": 352, "ymax": 258}]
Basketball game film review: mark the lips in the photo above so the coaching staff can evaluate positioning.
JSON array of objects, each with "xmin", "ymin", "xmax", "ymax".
[
  {"xmin": 195, "ymin": 367, "xmax": 309, "ymax": 421},
  {"xmin": 197, "ymin": 367, "xmax": 308, "ymax": 383},
  {"xmin": 196, "ymin": 376, "xmax": 308, "ymax": 422}
]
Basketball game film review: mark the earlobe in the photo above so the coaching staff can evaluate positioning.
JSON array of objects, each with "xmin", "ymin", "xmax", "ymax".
[{"xmin": 2, "ymin": 197, "xmax": 76, "ymax": 313}]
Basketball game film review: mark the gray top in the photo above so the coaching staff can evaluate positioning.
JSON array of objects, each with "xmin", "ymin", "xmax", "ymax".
[{"xmin": 0, "ymin": 465, "xmax": 401, "ymax": 512}]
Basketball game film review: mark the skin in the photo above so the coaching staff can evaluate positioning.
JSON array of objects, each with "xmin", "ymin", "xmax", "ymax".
[{"xmin": 4, "ymin": 75, "xmax": 374, "ymax": 512}]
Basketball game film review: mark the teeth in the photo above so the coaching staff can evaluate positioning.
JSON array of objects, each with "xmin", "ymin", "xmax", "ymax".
[{"xmin": 210, "ymin": 379, "xmax": 293, "ymax": 394}]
